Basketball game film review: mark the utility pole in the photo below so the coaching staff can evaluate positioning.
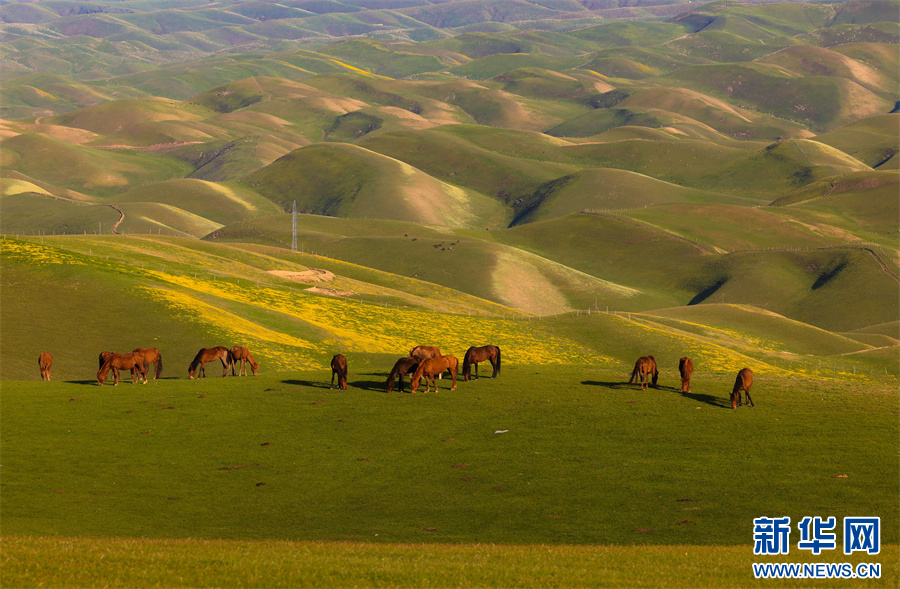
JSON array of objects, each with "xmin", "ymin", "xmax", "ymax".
[{"xmin": 291, "ymin": 200, "xmax": 297, "ymax": 251}]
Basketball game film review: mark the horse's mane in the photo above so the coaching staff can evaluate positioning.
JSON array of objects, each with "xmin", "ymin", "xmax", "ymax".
[
  {"xmin": 189, "ymin": 348, "xmax": 206, "ymax": 371},
  {"xmin": 387, "ymin": 357, "xmax": 417, "ymax": 385}
]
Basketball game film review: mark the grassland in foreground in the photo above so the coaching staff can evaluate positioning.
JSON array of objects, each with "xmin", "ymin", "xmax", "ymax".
[{"xmin": 1, "ymin": 365, "xmax": 896, "ymax": 587}]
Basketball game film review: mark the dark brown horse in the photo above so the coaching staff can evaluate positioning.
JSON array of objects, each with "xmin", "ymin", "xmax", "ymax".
[
  {"xmin": 462, "ymin": 345, "xmax": 501, "ymax": 380},
  {"xmin": 628, "ymin": 355, "xmax": 658, "ymax": 390},
  {"xmin": 98, "ymin": 352, "xmax": 147, "ymax": 385},
  {"xmin": 230, "ymin": 346, "xmax": 259, "ymax": 376},
  {"xmin": 731, "ymin": 368, "xmax": 754, "ymax": 408},
  {"xmin": 133, "ymin": 347, "xmax": 163, "ymax": 379},
  {"xmin": 39, "ymin": 352, "xmax": 53, "ymax": 381},
  {"xmin": 386, "ymin": 356, "xmax": 420, "ymax": 393},
  {"xmin": 188, "ymin": 346, "xmax": 232, "ymax": 379},
  {"xmin": 411, "ymin": 355, "xmax": 458, "ymax": 394},
  {"xmin": 679, "ymin": 357, "xmax": 693, "ymax": 393},
  {"xmin": 330, "ymin": 354, "xmax": 348, "ymax": 390}
]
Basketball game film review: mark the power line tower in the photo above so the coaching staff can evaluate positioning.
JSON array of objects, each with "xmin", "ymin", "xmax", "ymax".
[{"xmin": 291, "ymin": 200, "xmax": 298, "ymax": 251}]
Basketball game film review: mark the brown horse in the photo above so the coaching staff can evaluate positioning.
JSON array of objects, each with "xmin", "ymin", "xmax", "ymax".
[
  {"xmin": 188, "ymin": 346, "xmax": 232, "ymax": 379},
  {"xmin": 628, "ymin": 355, "xmax": 658, "ymax": 390},
  {"xmin": 410, "ymin": 355, "xmax": 458, "ymax": 394},
  {"xmin": 230, "ymin": 346, "xmax": 259, "ymax": 376},
  {"xmin": 98, "ymin": 352, "xmax": 147, "ymax": 385},
  {"xmin": 386, "ymin": 356, "xmax": 420, "ymax": 393},
  {"xmin": 410, "ymin": 345, "xmax": 442, "ymax": 360},
  {"xmin": 679, "ymin": 357, "xmax": 693, "ymax": 393},
  {"xmin": 330, "ymin": 354, "xmax": 348, "ymax": 390},
  {"xmin": 410, "ymin": 345, "xmax": 444, "ymax": 378},
  {"xmin": 731, "ymin": 368, "xmax": 754, "ymax": 409},
  {"xmin": 462, "ymin": 345, "xmax": 501, "ymax": 380},
  {"xmin": 39, "ymin": 352, "xmax": 53, "ymax": 381},
  {"xmin": 133, "ymin": 347, "xmax": 163, "ymax": 379}
]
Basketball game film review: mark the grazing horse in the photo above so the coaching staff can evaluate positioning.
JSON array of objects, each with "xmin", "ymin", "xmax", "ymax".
[
  {"xmin": 98, "ymin": 352, "xmax": 147, "ymax": 385},
  {"xmin": 386, "ymin": 356, "xmax": 420, "ymax": 393},
  {"xmin": 409, "ymin": 345, "xmax": 442, "ymax": 360},
  {"xmin": 462, "ymin": 345, "xmax": 501, "ymax": 380},
  {"xmin": 330, "ymin": 354, "xmax": 348, "ymax": 390},
  {"xmin": 628, "ymin": 355, "xmax": 658, "ymax": 390},
  {"xmin": 679, "ymin": 357, "xmax": 694, "ymax": 393},
  {"xmin": 133, "ymin": 347, "xmax": 163, "ymax": 379},
  {"xmin": 38, "ymin": 352, "xmax": 53, "ymax": 381},
  {"xmin": 188, "ymin": 346, "xmax": 232, "ymax": 379},
  {"xmin": 731, "ymin": 368, "xmax": 754, "ymax": 409},
  {"xmin": 410, "ymin": 345, "xmax": 444, "ymax": 378},
  {"xmin": 230, "ymin": 346, "xmax": 259, "ymax": 376},
  {"xmin": 410, "ymin": 355, "xmax": 458, "ymax": 394}
]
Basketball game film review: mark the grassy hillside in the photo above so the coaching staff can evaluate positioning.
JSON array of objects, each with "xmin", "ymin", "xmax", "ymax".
[{"xmin": 235, "ymin": 142, "xmax": 509, "ymax": 227}]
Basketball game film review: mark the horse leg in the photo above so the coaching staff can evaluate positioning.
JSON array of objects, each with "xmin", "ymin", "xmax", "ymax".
[
  {"xmin": 450, "ymin": 367, "xmax": 457, "ymax": 391},
  {"xmin": 745, "ymin": 389, "xmax": 754, "ymax": 407}
]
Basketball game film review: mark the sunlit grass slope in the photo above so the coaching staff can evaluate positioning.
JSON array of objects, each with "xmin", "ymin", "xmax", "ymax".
[
  {"xmin": 111, "ymin": 178, "xmax": 281, "ymax": 228},
  {"xmin": 6, "ymin": 233, "xmax": 894, "ymax": 384},
  {"xmin": 3, "ymin": 538, "xmax": 897, "ymax": 589},
  {"xmin": 235, "ymin": 142, "xmax": 508, "ymax": 228},
  {"xmin": 0, "ymin": 133, "xmax": 192, "ymax": 199}
]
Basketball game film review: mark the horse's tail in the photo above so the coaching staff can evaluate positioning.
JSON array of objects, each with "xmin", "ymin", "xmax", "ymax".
[
  {"xmin": 494, "ymin": 347, "xmax": 501, "ymax": 376},
  {"xmin": 462, "ymin": 348, "xmax": 472, "ymax": 380},
  {"xmin": 628, "ymin": 361, "xmax": 639, "ymax": 383},
  {"xmin": 156, "ymin": 352, "xmax": 163, "ymax": 379}
]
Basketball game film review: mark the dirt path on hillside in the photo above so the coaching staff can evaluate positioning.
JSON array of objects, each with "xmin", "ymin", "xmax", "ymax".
[{"xmin": 26, "ymin": 191, "xmax": 125, "ymax": 234}]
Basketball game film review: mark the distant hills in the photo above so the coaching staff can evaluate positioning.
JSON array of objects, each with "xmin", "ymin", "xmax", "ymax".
[{"xmin": 1, "ymin": 0, "xmax": 898, "ymax": 338}]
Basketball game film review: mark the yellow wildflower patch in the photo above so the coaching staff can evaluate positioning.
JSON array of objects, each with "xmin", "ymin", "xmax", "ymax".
[{"xmin": 0, "ymin": 238, "xmax": 85, "ymax": 266}]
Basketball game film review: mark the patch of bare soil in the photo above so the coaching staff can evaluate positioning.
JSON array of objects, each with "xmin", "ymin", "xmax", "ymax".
[{"xmin": 268, "ymin": 269, "xmax": 335, "ymax": 283}]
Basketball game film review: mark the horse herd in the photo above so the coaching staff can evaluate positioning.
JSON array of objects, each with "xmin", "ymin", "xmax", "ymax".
[
  {"xmin": 39, "ymin": 345, "xmax": 753, "ymax": 408},
  {"xmin": 331, "ymin": 344, "xmax": 502, "ymax": 394},
  {"xmin": 628, "ymin": 355, "xmax": 755, "ymax": 409}
]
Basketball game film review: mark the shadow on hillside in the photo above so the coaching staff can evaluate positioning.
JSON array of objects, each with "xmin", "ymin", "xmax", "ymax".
[
  {"xmin": 678, "ymin": 390, "xmax": 731, "ymax": 408},
  {"xmin": 582, "ymin": 381, "xmax": 730, "ymax": 408},
  {"xmin": 282, "ymin": 379, "xmax": 332, "ymax": 389},
  {"xmin": 581, "ymin": 380, "xmax": 642, "ymax": 390},
  {"xmin": 351, "ymin": 378, "xmax": 390, "ymax": 392}
]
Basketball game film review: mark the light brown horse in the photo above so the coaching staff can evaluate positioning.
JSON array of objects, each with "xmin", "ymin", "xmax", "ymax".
[
  {"xmin": 628, "ymin": 355, "xmax": 658, "ymax": 390},
  {"xmin": 330, "ymin": 354, "xmax": 347, "ymax": 390},
  {"xmin": 386, "ymin": 356, "xmax": 420, "ymax": 393},
  {"xmin": 410, "ymin": 345, "xmax": 441, "ymax": 360},
  {"xmin": 462, "ymin": 345, "xmax": 501, "ymax": 380},
  {"xmin": 133, "ymin": 347, "xmax": 163, "ymax": 379},
  {"xmin": 679, "ymin": 357, "xmax": 693, "ymax": 393},
  {"xmin": 39, "ymin": 352, "xmax": 53, "ymax": 381},
  {"xmin": 410, "ymin": 345, "xmax": 443, "ymax": 378},
  {"xmin": 410, "ymin": 355, "xmax": 458, "ymax": 394},
  {"xmin": 731, "ymin": 368, "xmax": 754, "ymax": 409},
  {"xmin": 188, "ymin": 346, "xmax": 232, "ymax": 379},
  {"xmin": 98, "ymin": 352, "xmax": 147, "ymax": 385},
  {"xmin": 230, "ymin": 346, "xmax": 259, "ymax": 376}
]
